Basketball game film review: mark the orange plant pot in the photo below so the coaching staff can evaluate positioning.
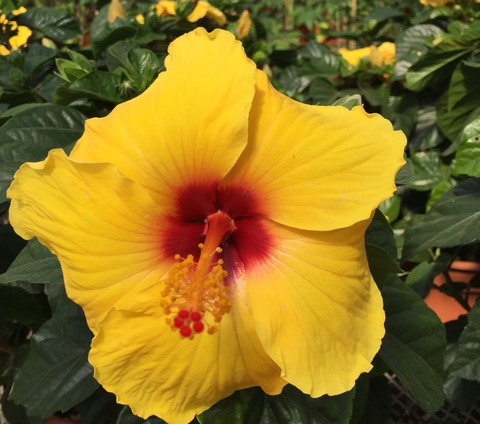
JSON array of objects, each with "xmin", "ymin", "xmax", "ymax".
[{"xmin": 424, "ymin": 261, "xmax": 480, "ymax": 323}]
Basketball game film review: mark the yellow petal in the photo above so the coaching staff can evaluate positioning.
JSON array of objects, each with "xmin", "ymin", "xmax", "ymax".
[
  {"xmin": 369, "ymin": 45, "xmax": 383, "ymax": 67},
  {"xmin": 89, "ymin": 277, "xmax": 285, "ymax": 423},
  {"xmin": 71, "ymin": 28, "xmax": 256, "ymax": 220},
  {"xmin": 237, "ymin": 10, "xmax": 252, "ymax": 39},
  {"xmin": 243, "ymin": 216, "xmax": 385, "ymax": 397},
  {"xmin": 12, "ymin": 6, "xmax": 27, "ymax": 15},
  {"xmin": 0, "ymin": 45, "xmax": 9, "ymax": 55},
  {"xmin": 378, "ymin": 42, "xmax": 396, "ymax": 64},
  {"xmin": 188, "ymin": 1, "xmax": 226, "ymax": 26},
  {"xmin": 339, "ymin": 46, "xmax": 371, "ymax": 66},
  {"xmin": 108, "ymin": 0, "xmax": 126, "ymax": 23},
  {"xmin": 9, "ymin": 26, "xmax": 31, "ymax": 50},
  {"xmin": 135, "ymin": 13, "xmax": 145, "ymax": 24},
  {"xmin": 154, "ymin": 0, "xmax": 177, "ymax": 16},
  {"xmin": 0, "ymin": 14, "xmax": 6, "ymax": 24},
  {"xmin": 7, "ymin": 149, "xmax": 171, "ymax": 332},
  {"xmin": 219, "ymin": 70, "xmax": 406, "ymax": 231}
]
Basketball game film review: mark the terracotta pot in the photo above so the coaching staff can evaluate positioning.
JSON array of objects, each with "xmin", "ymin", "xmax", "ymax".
[{"xmin": 424, "ymin": 261, "xmax": 480, "ymax": 323}]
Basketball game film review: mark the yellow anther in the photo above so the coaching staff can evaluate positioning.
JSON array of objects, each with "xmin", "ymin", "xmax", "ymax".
[
  {"xmin": 198, "ymin": 243, "xmax": 204, "ymax": 249},
  {"xmin": 215, "ymin": 247, "xmax": 223, "ymax": 253},
  {"xmin": 174, "ymin": 254, "xmax": 181, "ymax": 260}
]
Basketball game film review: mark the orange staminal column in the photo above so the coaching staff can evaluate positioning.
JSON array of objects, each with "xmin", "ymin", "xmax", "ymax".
[{"xmin": 161, "ymin": 211, "xmax": 235, "ymax": 338}]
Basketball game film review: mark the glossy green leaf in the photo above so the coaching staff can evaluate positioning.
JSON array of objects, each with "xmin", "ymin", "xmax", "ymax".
[
  {"xmin": 331, "ymin": 94, "xmax": 362, "ymax": 109},
  {"xmin": 448, "ymin": 302, "xmax": 480, "ymax": 381},
  {"xmin": 395, "ymin": 24, "xmax": 442, "ymax": 62},
  {"xmin": 300, "ymin": 41, "xmax": 332, "ymax": 59},
  {"xmin": 447, "ymin": 61, "xmax": 480, "ymax": 112},
  {"xmin": 426, "ymin": 179, "xmax": 458, "ymax": 211},
  {"xmin": 351, "ymin": 375, "xmax": 391, "ymax": 424},
  {"xmin": 366, "ymin": 243, "xmax": 402, "ymax": 289},
  {"xmin": 0, "ymin": 238, "xmax": 62, "ymax": 285},
  {"xmin": 406, "ymin": 46, "xmax": 471, "ymax": 92},
  {"xmin": 198, "ymin": 385, "xmax": 355, "ymax": 424},
  {"xmin": 395, "ymin": 157, "xmax": 413, "ymax": 185},
  {"xmin": 378, "ymin": 194, "xmax": 401, "ymax": 223},
  {"xmin": 0, "ymin": 105, "xmax": 86, "ymax": 202},
  {"xmin": 380, "ymin": 275, "xmax": 446, "ymax": 412},
  {"xmin": 0, "ymin": 103, "xmax": 49, "ymax": 119},
  {"xmin": 366, "ymin": 209, "xmax": 397, "ymax": 261},
  {"xmin": 454, "ymin": 115, "xmax": 480, "ymax": 177},
  {"xmin": 408, "ymin": 151, "xmax": 449, "ymax": 191},
  {"xmin": 68, "ymin": 71, "xmax": 124, "ymax": 104},
  {"xmin": 23, "ymin": 44, "xmax": 57, "ymax": 76},
  {"xmin": 278, "ymin": 66, "xmax": 310, "ymax": 95},
  {"xmin": 78, "ymin": 388, "xmax": 123, "ymax": 424},
  {"xmin": 360, "ymin": 84, "xmax": 390, "ymax": 108},
  {"xmin": 366, "ymin": 6, "xmax": 404, "ymax": 21},
  {"xmin": 402, "ymin": 178, "xmax": 480, "ymax": 262},
  {"xmin": 392, "ymin": 93, "xmax": 418, "ymax": 139},
  {"xmin": 0, "ymin": 285, "xmax": 48, "ymax": 325},
  {"xmin": 116, "ymin": 406, "xmax": 167, "ymax": 424},
  {"xmin": 444, "ymin": 344, "xmax": 480, "ymax": 412},
  {"xmin": 405, "ymin": 254, "xmax": 450, "ymax": 298},
  {"xmin": 10, "ymin": 290, "xmax": 98, "ymax": 417},
  {"xmin": 18, "ymin": 7, "xmax": 81, "ymax": 41},
  {"xmin": 309, "ymin": 78, "xmax": 337, "ymax": 105}
]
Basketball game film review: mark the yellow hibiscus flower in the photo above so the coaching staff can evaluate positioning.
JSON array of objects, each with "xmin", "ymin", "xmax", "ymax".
[
  {"xmin": 0, "ymin": 8, "xmax": 31, "ymax": 56},
  {"xmin": 419, "ymin": 0, "xmax": 453, "ymax": 6},
  {"xmin": 154, "ymin": 0, "xmax": 226, "ymax": 26},
  {"xmin": 108, "ymin": 0, "xmax": 126, "ymax": 23},
  {"xmin": 370, "ymin": 42, "xmax": 396, "ymax": 66},
  {"xmin": 8, "ymin": 29, "xmax": 406, "ymax": 424},
  {"xmin": 339, "ymin": 46, "xmax": 372, "ymax": 66}
]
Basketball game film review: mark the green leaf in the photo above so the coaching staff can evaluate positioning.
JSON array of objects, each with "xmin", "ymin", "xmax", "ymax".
[
  {"xmin": 198, "ymin": 386, "xmax": 355, "ymax": 424},
  {"xmin": 392, "ymin": 93, "xmax": 418, "ymax": 139},
  {"xmin": 116, "ymin": 406, "xmax": 166, "ymax": 424},
  {"xmin": 23, "ymin": 44, "xmax": 57, "ymax": 76},
  {"xmin": 351, "ymin": 375, "xmax": 391, "ymax": 424},
  {"xmin": 366, "ymin": 209, "xmax": 397, "ymax": 261},
  {"xmin": 332, "ymin": 94, "xmax": 362, "ymax": 109},
  {"xmin": 279, "ymin": 66, "xmax": 310, "ymax": 95},
  {"xmin": 68, "ymin": 50, "xmax": 93, "ymax": 73},
  {"xmin": 0, "ymin": 238, "xmax": 62, "ymax": 285},
  {"xmin": 309, "ymin": 78, "xmax": 337, "ymax": 105},
  {"xmin": 436, "ymin": 86, "xmax": 480, "ymax": 144},
  {"xmin": 409, "ymin": 107, "xmax": 443, "ymax": 153},
  {"xmin": 408, "ymin": 150, "xmax": 449, "ymax": 191},
  {"xmin": 300, "ymin": 41, "xmax": 332, "ymax": 59},
  {"xmin": 395, "ymin": 156, "xmax": 413, "ymax": 185},
  {"xmin": 359, "ymin": 84, "xmax": 390, "ymax": 108},
  {"xmin": 447, "ymin": 61, "xmax": 480, "ymax": 112},
  {"xmin": 395, "ymin": 24, "xmax": 442, "ymax": 62},
  {"xmin": 449, "ymin": 302, "xmax": 480, "ymax": 381},
  {"xmin": 0, "ymin": 103, "xmax": 49, "ymax": 119},
  {"xmin": 91, "ymin": 5, "xmax": 138, "ymax": 58},
  {"xmin": 18, "ymin": 7, "xmax": 81, "ymax": 42},
  {"xmin": 402, "ymin": 178, "xmax": 480, "ymax": 262},
  {"xmin": 78, "ymin": 388, "xmax": 123, "ymax": 424},
  {"xmin": 454, "ymin": 115, "xmax": 480, "ymax": 177},
  {"xmin": 68, "ymin": 71, "xmax": 124, "ymax": 104},
  {"xmin": 10, "ymin": 290, "xmax": 98, "ymax": 417},
  {"xmin": 406, "ymin": 46, "xmax": 472, "ymax": 92},
  {"xmin": 37, "ymin": 74, "xmax": 64, "ymax": 103},
  {"xmin": 366, "ymin": 243, "xmax": 402, "ymax": 289},
  {"xmin": 405, "ymin": 254, "xmax": 450, "ymax": 298},
  {"xmin": 0, "ymin": 105, "xmax": 86, "ymax": 202},
  {"xmin": 426, "ymin": 179, "xmax": 458, "ymax": 211},
  {"xmin": 0, "ymin": 285, "xmax": 48, "ymax": 325},
  {"xmin": 378, "ymin": 194, "xmax": 401, "ymax": 223},
  {"xmin": 366, "ymin": 6, "xmax": 404, "ymax": 22},
  {"xmin": 379, "ymin": 275, "xmax": 446, "ymax": 412}
]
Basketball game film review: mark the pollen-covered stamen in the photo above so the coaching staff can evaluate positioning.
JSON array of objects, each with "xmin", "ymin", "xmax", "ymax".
[{"xmin": 161, "ymin": 211, "xmax": 235, "ymax": 339}]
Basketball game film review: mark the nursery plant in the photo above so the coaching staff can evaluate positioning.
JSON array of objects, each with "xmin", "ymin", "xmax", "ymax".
[{"xmin": 0, "ymin": 0, "xmax": 479, "ymax": 423}]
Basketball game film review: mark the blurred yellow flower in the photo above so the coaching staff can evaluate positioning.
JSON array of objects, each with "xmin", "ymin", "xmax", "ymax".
[
  {"xmin": 108, "ymin": 0, "xmax": 126, "ymax": 23},
  {"xmin": 12, "ymin": 6, "xmax": 27, "ymax": 15},
  {"xmin": 419, "ymin": 0, "xmax": 453, "ymax": 6},
  {"xmin": 154, "ymin": 0, "xmax": 226, "ymax": 26},
  {"xmin": 0, "ymin": 8, "xmax": 31, "ymax": 56},
  {"xmin": 236, "ymin": 9, "xmax": 252, "ymax": 39},
  {"xmin": 370, "ymin": 42, "xmax": 396, "ymax": 66},
  {"xmin": 339, "ymin": 46, "xmax": 371, "ymax": 66},
  {"xmin": 135, "ymin": 14, "xmax": 145, "ymax": 24},
  {"xmin": 8, "ymin": 28, "xmax": 406, "ymax": 424}
]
